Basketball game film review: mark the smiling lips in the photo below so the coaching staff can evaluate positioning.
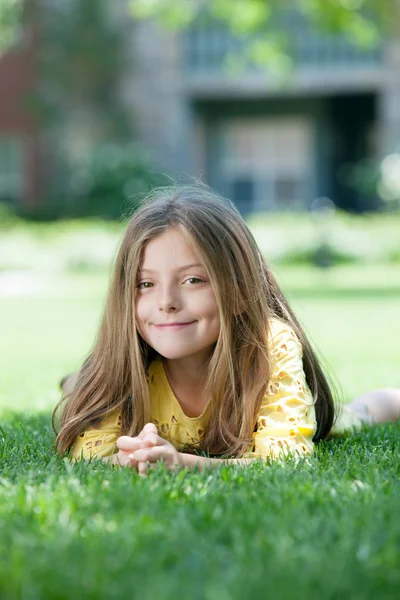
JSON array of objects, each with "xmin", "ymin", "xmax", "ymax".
[{"xmin": 153, "ymin": 321, "xmax": 196, "ymax": 331}]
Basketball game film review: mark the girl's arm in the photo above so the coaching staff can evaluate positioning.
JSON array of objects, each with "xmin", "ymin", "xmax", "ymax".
[
  {"xmin": 70, "ymin": 408, "xmax": 122, "ymax": 461},
  {"xmin": 117, "ymin": 431, "xmax": 257, "ymax": 476},
  {"xmin": 243, "ymin": 321, "xmax": 317, "ymax": 460}
]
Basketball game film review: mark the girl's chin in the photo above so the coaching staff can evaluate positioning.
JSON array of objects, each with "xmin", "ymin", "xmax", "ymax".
[
  {"xmin": 156, "ymin": 349, "xmax": 196, "ymax": 360},
  {"xmin": 151, "ymin": 342, "xmax": 204, "ymax": 359},
  {"xmin": 155, "ymin": 344, "xmax": 216, "ymax": 362}
]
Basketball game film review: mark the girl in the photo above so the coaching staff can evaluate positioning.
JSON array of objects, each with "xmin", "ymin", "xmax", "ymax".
[{"xmin": 52, "ymin": 184, "xmax": 400, "ymax": 476}]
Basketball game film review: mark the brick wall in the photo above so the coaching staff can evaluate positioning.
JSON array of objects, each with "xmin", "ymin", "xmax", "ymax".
[{"xmin": 0, "ymin": 26, "xmax": 42, "ymax": 207}]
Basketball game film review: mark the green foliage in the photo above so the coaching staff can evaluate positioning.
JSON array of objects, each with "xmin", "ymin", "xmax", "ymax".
[
  {"xmin": 300, "ymin": 0, "xmax": 381, "ymax": 46},
  {"xmin": 248, "ymin": 211, "xmax": 400, "ymax": 266},
  {"xmin": 0, "ymin": 0, "xmax": 23, "ymax": 53},
  {"xmin": 131, "ymin": 0, "xmax": 400, "ymax": 38},
  {"xmin": 1, "ymin": 211, "xmax": 399, "ymax": 271},
  {"xmin": 36, "ymin": 0, "xmax": 129, "ymax": 124},
  {"xmin": 0, "ymin": 201, "xmax": 20, "ymax": 230},
  {"xmin": 130, "ymin": 0, "xmax": 400, "ymax": 74},
  {"xmin": 2, "ymin": 0, "xmax": 399, "ymax": 64},
  {"xmin": 65, "ymin": 144, "xmax": 168, "ymax": 219},
  {"xmin": 209, "ymin": 0, "xmax": 272, "ymax": 34},
  {"xmin": 1, "ymin": 144, "xmax": 168, "ymax": 221}
]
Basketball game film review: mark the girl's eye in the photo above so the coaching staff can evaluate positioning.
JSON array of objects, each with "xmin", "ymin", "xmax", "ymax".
[
  {"xmin": 137, "ymin": 278, "xmax": 204, "ymax": 289},
  {"xmin": 137, "ymin": 282, "xmax": 153, "ymax": 289}
]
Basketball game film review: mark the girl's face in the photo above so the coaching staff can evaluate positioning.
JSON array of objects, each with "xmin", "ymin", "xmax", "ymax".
[{"xmin": 135, "ymin": 228, "xmax": 221, "ymax": 361}]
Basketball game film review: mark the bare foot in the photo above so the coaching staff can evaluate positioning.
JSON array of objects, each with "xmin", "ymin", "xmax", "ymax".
[{"xmin": 347, "ymin": 388, "xmax": 400, "ymax": 425}]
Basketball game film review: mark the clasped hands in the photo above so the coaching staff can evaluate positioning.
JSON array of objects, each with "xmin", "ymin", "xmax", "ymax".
[{"xmin": 110, "ymin": 423, "xmax": 183, "ymax": 477}]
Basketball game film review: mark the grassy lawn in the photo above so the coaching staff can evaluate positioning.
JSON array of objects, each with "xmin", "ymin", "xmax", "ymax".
[{"xmin": 1, "ymin": 232, "xmax": 400, "ymax": 597}]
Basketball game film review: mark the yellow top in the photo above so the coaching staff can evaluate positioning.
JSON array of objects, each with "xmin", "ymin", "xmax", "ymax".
[{"xmin": 71, "ymin": 318, "xmax": 321, "ymax": 462}]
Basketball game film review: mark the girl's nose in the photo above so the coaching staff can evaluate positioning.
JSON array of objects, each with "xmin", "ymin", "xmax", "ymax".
[{"xmin": 157, "ymin": 286, "xmax": 180, "ymax": 312}]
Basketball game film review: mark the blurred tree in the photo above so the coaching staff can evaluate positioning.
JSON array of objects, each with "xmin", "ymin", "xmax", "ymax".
[
  {"xmin": 0, "ymin": 0, "xmax": 169, "ymax": 220},
  {"xmin": 34, "ymin": 0, "xmax": 136, "ymax": 218},
  {"xmin": 2, "ymin": 1, "xmax": 400, "ymax": 56},
  {"xmin": 0, "ymin": 0, "xmax": 24, "ymax": 52},
  {"xmin": 130, "ymin": 0, "xmax": 400, "ymax": 37},
  {"xmin": 35, "ymin": 0, "xmax": 131, "ymax": 141},
  {"xmin": 1, "ymin": 1, "xmax": 132, "ymax": 148},
  {"xmin": 65, "ymin": 143, "xmax": 168, "ymax": 219}
]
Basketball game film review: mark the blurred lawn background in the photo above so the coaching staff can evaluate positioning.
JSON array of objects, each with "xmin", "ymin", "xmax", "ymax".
[{"xmin": 1, "ymin": 210, "xmax": 399, "ymax": 416}]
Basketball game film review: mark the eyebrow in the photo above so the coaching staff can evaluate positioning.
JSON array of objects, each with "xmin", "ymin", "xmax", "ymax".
[{"xmin": 139, "ymin": 263, "xmax": 205, "ymax": 273}]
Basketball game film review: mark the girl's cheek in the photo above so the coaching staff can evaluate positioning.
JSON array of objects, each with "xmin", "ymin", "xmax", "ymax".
[{"xmin": 135, "ymin": 302, "xmax": 146, "ymax": 337}]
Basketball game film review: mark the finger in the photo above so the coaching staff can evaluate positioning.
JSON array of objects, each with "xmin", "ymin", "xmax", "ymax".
[
  {"xmin": 131, "ymin": 446, "xmax": 171, "ymax": 463},
  {"xmin": 128, "ymin": 457, "xmax": 139, "ymax": 472},
  {"xmin": 138, "ymin": 423, "xmax": 158, "ymax": 439},
  {"xmin": 131, "ymin": 449, "xmax": 152, "ymax": 463},
  {"xmin": 116, "ymin": 436, "xmax": 145, "ymax": 452},
  {"xmin": 115, "ymin": 451, "xmax": 140, "ymax": 471},
  {"xmin": 115, "ymin": 451, "xmax": 133, "ymax": 467},
  {"xmin": 140, "ymin": 432, "xmax": 162, "ymax": 447},
  {"xmin": 137, "ymin": 460, "xmax": 149, "ymax": 478},
  {"xmin": 143, "ymin": 422, "xmax": 158, "ymax": 434},
  {"xmin": 138, "ymin": 460, "xmax": 158, "ymax": 476},
  {"xmin": 117, "ymin": 435, "xmax": 158, "ymax": 454}
]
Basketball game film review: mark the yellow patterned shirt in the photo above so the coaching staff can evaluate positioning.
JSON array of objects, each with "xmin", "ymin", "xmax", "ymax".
[{"xmin": 70, "ymin": 318, "xmax": 323, "ymax": 462}]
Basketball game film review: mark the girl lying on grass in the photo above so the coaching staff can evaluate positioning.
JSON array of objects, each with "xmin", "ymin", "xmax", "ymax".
[{"xmin": 52, "ymin": 184, "xmax": 400, "ymax": 476}]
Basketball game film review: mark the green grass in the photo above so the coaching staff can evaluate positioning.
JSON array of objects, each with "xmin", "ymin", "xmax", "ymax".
[
  {"xmin": 1, "ymin": 414, "xmax": 399, "ymax": 599},
  {"xmin": 1, "ymin": 225, "xmax": 400, "ymax": 598}
]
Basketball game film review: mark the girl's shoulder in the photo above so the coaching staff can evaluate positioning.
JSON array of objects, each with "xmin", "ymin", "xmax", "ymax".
[
  {"xmin": 268, "ymin": 316, "xmax": 298, "ymax": 341},
  {"xmin": 267, "ymin": 316, "xmax": 303, "ymax": 357}
]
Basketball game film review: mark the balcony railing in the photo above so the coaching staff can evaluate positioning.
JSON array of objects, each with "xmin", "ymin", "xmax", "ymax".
[{"xmin": 184, "ymin": 19, "xmax": 382, "ymax": 74}]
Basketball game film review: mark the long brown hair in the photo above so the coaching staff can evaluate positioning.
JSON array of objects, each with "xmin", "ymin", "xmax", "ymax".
[{"xmin": 53, "ymin": 183, "xmax": 335, "ymax": 456}]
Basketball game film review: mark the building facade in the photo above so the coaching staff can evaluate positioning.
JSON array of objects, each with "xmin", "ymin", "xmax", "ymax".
[
  {"xmin": 124, "ymin": 14, "xmax": 400, "ymax": 214},
  {"xmin": 1, "ymin": 8, "xmax": 400, "ymax": 214}
]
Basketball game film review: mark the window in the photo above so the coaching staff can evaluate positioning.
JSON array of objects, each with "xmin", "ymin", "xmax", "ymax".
[
  {"xmin": 0, "ymin": 136, "xmax": 25, "ymax": 202},
  {"xmin": 219, "ymin": 117, "xmax": 313, "ymax": 212}
]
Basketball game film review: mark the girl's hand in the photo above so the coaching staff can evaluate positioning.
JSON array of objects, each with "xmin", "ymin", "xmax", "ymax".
[
  {"xmin": 132, "ymin": 436, "xmax": 183, "ymax": 477},
  {"xmin": 116, "ymin": 424, "xmax": 183, "ymax": 477},
  {"xmin": 111, "ymin": 423, "xmax": 160, "ymax": 470}
]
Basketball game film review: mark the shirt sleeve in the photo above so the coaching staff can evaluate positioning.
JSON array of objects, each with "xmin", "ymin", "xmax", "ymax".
[
  {"xmin": 243, "ymin": 320, "xmax": 317, "ymax": 460},
  {"xmin": 70, "ymin": 408, "xmax": 121, "ymax": 461}
]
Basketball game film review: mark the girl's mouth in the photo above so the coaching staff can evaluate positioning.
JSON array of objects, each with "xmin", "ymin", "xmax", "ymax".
[{"xmin": 153, "ymin": 321, "xmax": 196, "ymax": 331}]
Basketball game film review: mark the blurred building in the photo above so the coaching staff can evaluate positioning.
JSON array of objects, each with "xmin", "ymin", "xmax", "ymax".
[
  {"xmin": 1, "ymin": 8, "xmax": 400, "ymax": 214},
  {"xmin": 0, "ymin": 24, "xmax": 43, "ymax": 208},
  {"xmin": 124, "ymin": 15, "xmax": 400, "ymax": 214}
]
